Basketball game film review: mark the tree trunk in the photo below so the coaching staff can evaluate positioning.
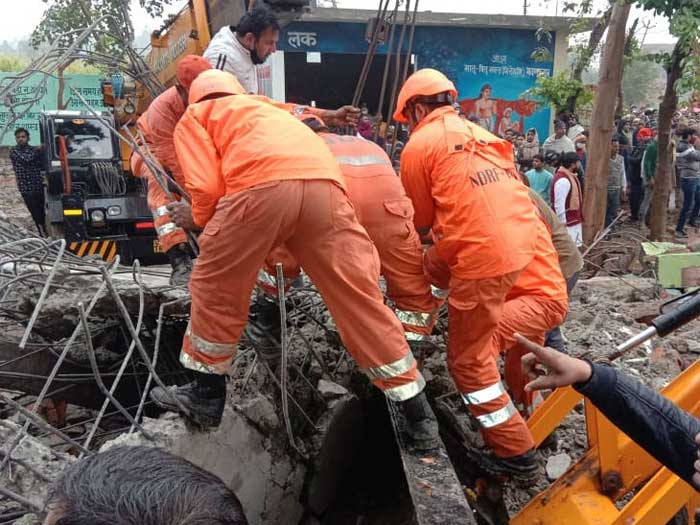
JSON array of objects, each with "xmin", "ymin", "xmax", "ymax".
[
  {"xmin": 615, "ymin": 18, "xmax": 639, "ymax": 117},
  {"xmin": 565, "ymin": 6, "xmax": 613, "ymax": 114},
  {"xmin": 649, "ymin": 42, "xmax": 684, "ymax": 240},
  {"xmin": 582, "ymin": 1, "xmax": 632, "ymax": 245},
  {"xmin": 56, "ymin": 64, "xmax": 67, "ymax": 110}
]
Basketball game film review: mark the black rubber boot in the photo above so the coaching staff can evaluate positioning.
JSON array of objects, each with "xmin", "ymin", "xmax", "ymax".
[
  {"xmin": 149, "ymin": 372, "xmax": 226, "ymax": 429},
  {"xmin": 244, "ymin": 295, "xmax": 282, "ymax": 362},
  {"xmin": 397, "ymin": 391, "xmax": 440, "ymax": 451},
  {"xmin": 166, "ymin": 244, "xmax": 193, "ymax": 286},
  {"xmin": 483, "ymin": 449, "xmax": 540, "ymax": 481}
]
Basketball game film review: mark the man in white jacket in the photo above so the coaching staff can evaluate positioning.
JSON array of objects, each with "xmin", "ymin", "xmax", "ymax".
[{"xmin": 204, "ymin": 6, "xmax": 280, "ymax": 94}]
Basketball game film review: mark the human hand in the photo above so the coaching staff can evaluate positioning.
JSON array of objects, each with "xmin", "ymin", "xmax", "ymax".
[
  {"xmin": 517, "ymin": 333, "xmax": 593, "ymax": 392},
  {"xmin": 166, "ymin": 201, "xmax": 197, "ymax": 231},
  {"xmin": 326, "ymin": 106, "xmax": 361, "ymax": 127}
]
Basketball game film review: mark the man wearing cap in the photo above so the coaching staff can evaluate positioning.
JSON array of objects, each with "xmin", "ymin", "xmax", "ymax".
[
  {"xmin": 131, "ymin": 55, "xmax": 212, "ymax": 285},
  {"xmin": 394, "ymin": 68, "xmax": 567, "ymax": 479},
  {"xmin": 543, "ymin": 121, "xmax": 576, "ymax": 155}
]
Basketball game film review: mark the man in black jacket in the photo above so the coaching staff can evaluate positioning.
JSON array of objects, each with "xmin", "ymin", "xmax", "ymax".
[
  {"xmin": 9, "ymin": 128, "xmax": 46, "ymax": 236},
  {"xmin": 516, "ymin": 333, "xmax": 700, "ymax": 490}
]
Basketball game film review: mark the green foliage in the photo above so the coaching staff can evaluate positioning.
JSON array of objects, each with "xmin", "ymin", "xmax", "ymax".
[
  {"xmin": 531, "ymin": 27, "xmax": 554, "ymax": 63},
  {"xmin": 0, "ymin": 54, "xmax": 29, "ymax": 72},
  {"xmin": 623, "ymin": 55, "xmax": 664, "ymax": 107},
  {"xmin": 522, "ymin": 71, "xmax": 595, "ymax": 113},
  {"xmin": 31, "ymin": 0, "xmax": 173, "ymax": 59},
  {"xmin": 635, "ymin": 0, "xmax": 700, "ymax": 95}
]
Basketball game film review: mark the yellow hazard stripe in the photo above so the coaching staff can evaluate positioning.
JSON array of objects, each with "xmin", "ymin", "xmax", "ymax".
[
  {"xmin": 76, "ymin": 243, "xmax": 89, "ymax": 257},
  {"xmin": 98, "ymin": 241, "xmax": 110, "ymax": 258},
  {"xmin": 106, "ymin": 243, "xmax": 117, "ymax": 262},
  {"xmin": 69, "ymin": 242, "xmax": 78, "ymax": 251},
  {"xmin": 63, "ymin": 209, "xmax": 82, "ymax": 216},
  {"xmin": 87, "ymin": 241, "xmax": 99, "ymax": 255}
]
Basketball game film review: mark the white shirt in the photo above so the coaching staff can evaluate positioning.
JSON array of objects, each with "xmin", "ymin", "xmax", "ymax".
[
  {"xmin": 543, "ymin": 134, "xmax": 576, "ymax": 155},
  {"xmin": 567, "ymin": 124, "xmax": 585, "ymax": 141},
  {"xmin": 204, "ymin": 26, "xmax": 259, "ymax": 94},
  {"xmin": 553, "ymin": 177, "xmax": 583, "ymax": 247}
]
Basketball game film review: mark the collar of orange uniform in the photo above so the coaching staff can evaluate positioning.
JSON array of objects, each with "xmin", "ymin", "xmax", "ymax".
[{"xmin": 413, "ymin": 105, "xmax": 458, "ymax": 134}]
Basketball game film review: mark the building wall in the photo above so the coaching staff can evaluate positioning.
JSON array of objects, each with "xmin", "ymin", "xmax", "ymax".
[{"xmin": 278, "ymin": 20, "xmax": 560, "ymax": 139}]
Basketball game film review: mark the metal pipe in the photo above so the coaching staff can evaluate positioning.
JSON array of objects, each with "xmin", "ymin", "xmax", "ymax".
[
  {"xmin": 609, "ymin": 326, "xmax": 657, "ymax": 360},
  {"xmin": 0, "ymin": 393, "xmax": 90, "ymax": 455},
  {"xmin": 98, "ymin": 264, "xmax": 189, "ymax": 415},
  {"xmin": 374, "ymin": 1, "xmax": 399, "ymax": 142}
]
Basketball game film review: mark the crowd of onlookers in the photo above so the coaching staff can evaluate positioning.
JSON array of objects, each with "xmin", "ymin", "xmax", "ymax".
[{"xmin": 494, "ymin": 106, "xmax": 700, "ymax": 242}]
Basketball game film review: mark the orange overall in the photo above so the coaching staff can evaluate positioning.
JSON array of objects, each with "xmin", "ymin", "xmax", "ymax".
[
  {"xmin": 402, "ymin": 106, "xmax": 541, "ymax": 458},
  {"xmin": 131, "ymin": 87, "xmax": 188, "ymax": 253},
  {"xmin": 174, "ymin": 89, "xmax": 425, "ymax": 402},
  {"xmin": 261, "ymin": 133, "xmax": 439, "ymax": 340}
]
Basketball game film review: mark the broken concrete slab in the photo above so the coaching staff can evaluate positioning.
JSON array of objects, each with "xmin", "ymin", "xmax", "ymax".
[
  {"xmin": 316, "ymin": 379, "xmax": 349, "ymax": 399},
  {"xmin": 545, "ymin": 453, "xmax": 572, "ymax": 481},
  {"xmin": 103, "ymin": 408, "xmax": 306, "ymax": 525},
  {"xmin": 0, "ymin": 419, "xmax": 75, "ymax": 513}
]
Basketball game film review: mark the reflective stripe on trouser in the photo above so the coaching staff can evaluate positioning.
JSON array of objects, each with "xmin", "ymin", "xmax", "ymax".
[
  {"xmin": 132, "ymin": 151, "xmax": 188, "ymax": 253},
  {"xmin": 448, "ymin": 270, "xmax": 535, "ymax": 458},
  {"xmin": 180, "ymin": 180, "xmax": 424, "ymax": 401},
  {"xmin": 494, "ymin": 293, "xmax": 568, "ymax": 410}
]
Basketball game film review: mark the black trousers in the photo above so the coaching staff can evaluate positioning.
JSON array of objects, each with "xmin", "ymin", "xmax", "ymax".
[{"xmin": 21, "ymin": 192, "xmax": 46, "ymax": 235}]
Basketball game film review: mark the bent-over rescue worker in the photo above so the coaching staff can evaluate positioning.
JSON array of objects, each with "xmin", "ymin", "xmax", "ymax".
[
  {"xmin": 395, "ymin": 68, "xmax": 550, "ymax": 478},
  {"xmin": 255, "ymin": 113, "xmax": 441, "ymax": 351},
  {"xmin": 149, "ymin": 70, "xmax": 439, "ymax": 450},
  {"xmin": 130, "ymin": 55, "xmax": 212, "ymax": 285}
]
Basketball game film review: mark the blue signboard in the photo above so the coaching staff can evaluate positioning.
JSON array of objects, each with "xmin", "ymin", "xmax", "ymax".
[{"xmin": 280, "ymin": 21, "xmax": 555, "ymax": 139}]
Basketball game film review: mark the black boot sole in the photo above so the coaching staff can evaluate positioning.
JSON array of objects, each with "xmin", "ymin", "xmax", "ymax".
[{"xmin": 149, "ymin": 389, "xmax": 223, "ymax": 429}]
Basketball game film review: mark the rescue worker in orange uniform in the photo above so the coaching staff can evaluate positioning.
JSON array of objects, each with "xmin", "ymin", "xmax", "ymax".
[
  {"xmin": 253, "ymin": 113, "xmax": 441, "ymax": 351},
  {"xmin": 150, "ymin": 71, "xmax": 439, "ymax": 449},
  {"xmin": 395, "ymin": 68, "xmax": 566, "ymax": 478},
  {"xmin": 133, "ymin": 56, "xmax": 361, "ymax": 286},
  {"xmin": 130, "ymin": 55, "xmax": 212, "ymax": 285}
]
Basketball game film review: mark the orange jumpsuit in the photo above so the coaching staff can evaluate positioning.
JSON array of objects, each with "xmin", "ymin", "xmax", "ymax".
[
  {"xmin": 174, "ymin": 94, "xmax": 425, "ymax": 402},
  {"xmin": 131, "ymin": 87, "xmax": 188, "ymax": 253},
  {"xmin": 260, "ymin": 133, "xmax": 440, "ymax": 341},
  {"xmin": 401, "ymin": 106, "xmax": 540, "ymax": 458}
]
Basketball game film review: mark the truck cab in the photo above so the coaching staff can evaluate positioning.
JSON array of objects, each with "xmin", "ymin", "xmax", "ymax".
[{"xmin": 40, "ymin": 111, "xmax": 165, "ymax": 264}]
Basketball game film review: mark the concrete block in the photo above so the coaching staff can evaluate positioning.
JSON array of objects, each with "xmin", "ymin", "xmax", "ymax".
[{"xmin": 656, "ymin": 252, "xmax": 700, "ymax": 288}]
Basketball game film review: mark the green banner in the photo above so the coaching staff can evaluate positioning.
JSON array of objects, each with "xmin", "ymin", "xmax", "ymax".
[{"xmin": 0, "ymin": 73, "xmax": 108, "ymax": 146}]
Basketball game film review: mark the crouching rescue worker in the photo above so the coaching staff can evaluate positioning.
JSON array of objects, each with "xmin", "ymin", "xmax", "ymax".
[
  {"xmin": 253, "ymin": 112, "xmax": 441, "ymax": 351},
  {"xmin": 394, "ymin": 68, "xmax": 560, "ymax": 479},
  {"xmin": 130, "ymin": 55, "xmax": 212, "ymax": 286},
  {"xmin": 149, "ymin": 70, "xmax": 439, "ymax": 450}
]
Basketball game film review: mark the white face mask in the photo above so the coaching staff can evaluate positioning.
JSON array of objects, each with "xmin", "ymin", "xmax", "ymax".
[{"xmin": 575, "ymin": 142, "xmax": 584, "ymax": 149}]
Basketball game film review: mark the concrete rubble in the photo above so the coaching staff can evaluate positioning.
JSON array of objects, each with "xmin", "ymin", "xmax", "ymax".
[{"xmin": 1, "ymin": 193, "xmax": 699, "ymax": 524}]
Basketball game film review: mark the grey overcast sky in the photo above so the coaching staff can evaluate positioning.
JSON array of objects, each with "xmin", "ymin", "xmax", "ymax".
[{"xmin": 0, "ymin": 0, "xmax": 675, "ymax": 45}]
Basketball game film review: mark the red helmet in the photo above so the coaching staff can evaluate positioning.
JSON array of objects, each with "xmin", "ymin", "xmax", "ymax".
[{"xmin": 175, "ymin": 55, "xmax": 212, "ymax": 91}]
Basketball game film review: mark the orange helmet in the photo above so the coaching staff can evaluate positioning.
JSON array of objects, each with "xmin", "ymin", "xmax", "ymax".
[
  {"xmin": 175, "ymin": 55, "xmax": 212, "ymax": 91},
  {"xmin": 393, "ymin": 69, "xmax": 457, "ymax": 123},
  {"xmin": 188, "ymin": 70, "xmax": 246, "ymax": 105}
]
